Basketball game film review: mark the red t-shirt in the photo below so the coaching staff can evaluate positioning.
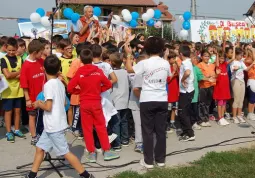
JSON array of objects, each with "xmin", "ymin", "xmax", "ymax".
[
  {"xmin": 167, "ymin": 65, "xmax": 179, "ymax": 103},
  {"xmin": 20, "ymin": 59, "xmax": 45, "ymax": 111}
]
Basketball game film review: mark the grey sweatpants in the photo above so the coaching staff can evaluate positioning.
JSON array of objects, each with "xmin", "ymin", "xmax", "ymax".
[{"xmin": 131, "ymin": 110, "xmax": 143, "ymax": 144}]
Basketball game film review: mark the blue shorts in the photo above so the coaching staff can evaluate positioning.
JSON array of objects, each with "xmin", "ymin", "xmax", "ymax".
[
  {"xmin": 36, "ymin": 130, "xmax": 69, "ymax": 156},
  {"xmin": 2, "ymin": 98, "xmax": 22, "ymax": 111},
  {"xmin": 248, "ymin": 86, "xmax": 255, "ymax": 104}
]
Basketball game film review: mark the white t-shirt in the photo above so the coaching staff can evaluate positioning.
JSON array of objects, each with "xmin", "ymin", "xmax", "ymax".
[
  {"xmin": 43, "ymin": 78, "xmax": 68, "ymax": 133},
  {"xmin": 133, "ymin": 56, "xmax": 171, "ymax": 102},
  {"xmin": 230, "ymin": 60, "xmax": 247, "ymax": 82},
  {"xmin": 129, "ymin": 74, "xmax": 142, "ymax": 110},
  {"xmin": 179, "ymin": 58, "xmax": 195, "ymax": 93}
]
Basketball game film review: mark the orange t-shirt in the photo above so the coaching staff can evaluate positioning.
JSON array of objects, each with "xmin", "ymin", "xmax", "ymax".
[
  {"xmin": 248, "ymin": 65, "xmax": 255, "ymax": 80},
  {"xmin": 197, "ymin": 62, "xmax": 216, "ymax": 88},
  {"xmin": 67, "ymin": 58, "xmax": 84, "ymax": 105},
  {"xmin": 176, "ymin": 57, "xmax": 182, "ymax": 68}
]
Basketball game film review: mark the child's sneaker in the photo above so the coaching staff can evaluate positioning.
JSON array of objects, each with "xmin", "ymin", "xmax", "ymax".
[
  {"xmin": 247, "ymin": 113, "xmax": 255, "ymax": 121},
  {"xmin": 24, "ymin": 174, "xmax": 37, "ymax": 178},
  {"xmin": 179, "ymin": 135, "xmax": 195, "ymax": 142},
  {"xmin": 104, "ymin": 150, "xmax": 120, "ymax": 161},
  {"xmin": 209, "ymin": 115, "xmax": 216, "ymax": 121},
  {"xmin": 14, "ymin": 130, "xmax": 26, "ymax": 139},
  {"xmin": 31, "ymin": 135, "xmax": 40, "ymax": 146},
  {"xmin": 134, "ymin": 144, "xmax": 143, "ymax": 154},
  {"xmin": 6, "ymin": 132, "xmax": 15, "ymax": 143},
  {"xmin": 86, "ymin": 152, "xmax": 97, "ymax": 163},
  {"xmin": 121, "ymin": 141, "xmax": 129, "ymax": 147},
  {"xmin": 80, "ymin": 174, "xmax": 95, "ymax": 178},
  {"xmin": 112, "ymin": 146, "xmax": 122, "ymax": 152},
  {"xmin": 200, "ymin": 122, "xmax": 207, "ymax": 127},
  {"xmin": 224, "ymin": 113, "xmax": 231, "ymax": 120},
  {"xmin": 166, "ymin": 124, "xmax": 173, "ymax": 134},
  {"xmin": 192, "ymin": 123, "xmax": 201, "ymax": 130},
  {"xmin": 233, "ymin": 117, "xmax": 240, "ymax": 124},
  {"xmin": 218, "ymin": 118, "xmax": 228, "ymax": 126},
  {"xmin": 237, "ymin": 116, "xmax": 246, "ymax": 123},
  {"xmin": 140, "ymin": 159, "xmax": 154, "ymax": 169}
]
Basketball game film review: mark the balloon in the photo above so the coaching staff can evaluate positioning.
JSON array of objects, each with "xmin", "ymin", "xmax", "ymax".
[
  {"xmin": 71, "ymin": 13, "xmax": 80, "ymax": 23},
  {"xmin": 111, "ymin": 15, "xmax": 121, "ymax": 24},
  {"xmin": 183, "ymin": 11, "xmax": 192, "ymax": 21},
  {"xmin": 93, "ymin": 7, "xmax": 101, "ymax": 17},
  {"xmin": 154, "ymin": 9, "xmax": 162, "ymax": 19},
  {"xmin": 123, "ymin": 13, "xmax": 132, "ymax": 22},
  {"xmin": 36, "ymin": 8, "xmax": 45, "ymax": 17},
  {"xmin": 129, "ymin": 20, "xmax": 138, "ymax": 28},
  {"xmin": 154, "ymin": 21, "xmax": 162, "ymax": 28},
  {"xmin": 180, "ymin": 29, "xmax": 189, "ymax": 38},
  {"xmin": 121, "ymin": 9, "xmax": 130, "ymax": 16},
  {"xmin": 146, "ymin": 19, "xmax": 155, "ymax": 27},
  {"xmin": 93, "ymin": 15, "xmax": 99, "ymax": 21},
  {"xmin": 63, "ymin": 8, "xmax": 74, "ymax": 19},
  {"xmin": 147, "ymin": 8, "xmax": 155, "ymax": 19},
  {"xmin": 142, "ymin": 13, "xmax": 150, "ymax": 22},
  {"xmin": 179, "ymin": 15, "xmax": 184, "ymax": 21},
  {"xmin": 41, "ymin": 16, "xmax": 51, "ymax": 27},
  {"xmin": 131, "ymin": 12, "xmax": 139, "ymax": 20},
  {"xmin": 182, "ymin": 21, "xmax": 191, "ymax": 30},
  {"xmin": 30, "ymin": 12, "xmax": 41, "ymax": 23}
]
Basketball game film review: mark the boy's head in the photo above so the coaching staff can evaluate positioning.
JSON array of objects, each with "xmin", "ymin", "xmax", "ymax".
[
  {"xmin": 137, "ymin": 54, "xmax": 148, "ymax": 64},
  {"xmin": 0, "ymin": 36, "xmax": 9, "ymax": 52},
  {"xmin": 167, "ymin": 50, "xmax": 177, "ymax": 65},
  {"xmin": 144, "ymin": 37, "xmax": 165, "ymax": 56},
  {"xmin": 59, "ymin": 39, "xmax": 73, "ymax": 58},
  {"xmin": 39, "ymin": 38, "xmax": 51, "ymax": 57},
  {"xmin": 225, "ymin": 47, "xmax": 233, "ymax": 59},
  {"xmin": 110, "ymin": 52, "xmax": 122, "ymax": 69},
  {"xmin": 190, "ymin": 52, "xmax": 199, "ymax": 65},
  {"xmin": 28, "ymin": 39, "xmax": 45, "ymax": 58},
  {"xmin": 80, "ymin": 49, "xmax": 93, "ymax": 64},
  {"xmin": 179, "ymin": 45, "xmax": 191, "ymax": 60},
  {"xmin": 70, "ymin": 32, "xmax": 80, "ymax": 45},
  {"xmin": 235, "ymin": 47, "xmax": 243, "ymax": 60},
  {"xmin": 89, "ymin": 44, "xmax": 102, "ymax": 58},
  {"xmin": 102, "ymin": 50, "xmax": 112, "ymax": 64},
  {"xmin": 6, "ymin": 37, "xmax": 18, "ymax": 57},
  {"xmin": 52, "ymin": 35, "xmax": 63, "ymax": 49},
  {"xmin": 16, "ymin": 38, "xmax": 26, "ymax": 56},
  {"xmin": 44, "ymin": 55, "xmax": 61, "ymax": 76},
  {"xmin": 76, "ymin": 43, "xmax": 91, "ymax": 57}
]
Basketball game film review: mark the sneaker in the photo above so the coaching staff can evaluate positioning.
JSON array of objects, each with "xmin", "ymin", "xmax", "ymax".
[
  {"xmin": 179, "ymin": 135, "xmax": 195, "ymax": 142},
  {"xmin": 104, "ymin": 150, "xmax": 120, "ymax": 161},
  {"xmin": 209, "ymin": 115, "xmax": 216, "ymax": 121},
  {"xmin": 218, "ymin": 118, "xmax": 228, "ymax": 126},
  {"xmin": 170, "ymin": 122, "xmax": 177, "ymax": 130},
  {"xmin": 156, "ymin": 162, "xmax": 166, "ymax": 167},
  {"xmin": 247, "ymin": 113, "xmax": 255, "ymax": 121},
  {"xmin": 96, "ymin": 148, "xmax": 103, "ymax": 154},
  {"xmin": 166, "ymin": 125, "xmax": 173, "ymax": 134},
  {"xmin": 176, "ymin": 128, "xmax": 183, "ymax": 136},
  {"xmin": 80, "ymin": 174, "xmax": 95, "ymax": 178},
  {"xmin": 237, "ymin": 116, "xmax": 246, "ymax": 123},
  {"xmin": 140, "ymin": 159, "xmax": 154, "ymax": 169},
  {"xmin": 134, "ymin": 144, "xmax": 143, "ymax": 154},
  {"xmin": 14, "ymin": 130, "xmax": 26, "ymax": 139},
  {"xmin": 31, "ymin": 135, "xmax": 40, "ymax": 146},
  {"xmin": 24, "ymin": 174, "xmax": 38, "ymax": 178},
  {"xmin": 112, "ymin": 146, "xmax": 122, "ymax": 152},
  {"xmin": 192, "ymin": 123, "xmax": 201, "ymax": 130},
  {"xmin": 233, "ymin": 117, "xmax": 240, "ymax": 124},
  {"xmin": 121, "ymin": 141, "xmax": 129, "ymax": 147},
  {"xmin": 222, "ymin": 118, "xmax": 230, "ymax": 125},
  {"xmin": 225, "ymin": 113, "xmax": 231, "ymax": 120},
  {"xmin": 6, "ymin": 132, "xmax": 15, "ymax": 143},
  {"xmin": 108, "ymin": 133, "xmax": 118, "ymax": 143},
  {"xmin": 200, "ymin": 122, "xmax": 207, "ymax": 127},
  {"xmin": 205, "ymin": 122, "xmax": 212, "ymax": 127},
  {"xmin": 86, "ymin": 152, "xmax": 97, "ymax": 163}
]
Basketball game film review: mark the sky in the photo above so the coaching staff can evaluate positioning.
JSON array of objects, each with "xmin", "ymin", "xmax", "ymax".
[{"xmin": 0, "ymin": 0, "xmax": 254, "ymax": 35}]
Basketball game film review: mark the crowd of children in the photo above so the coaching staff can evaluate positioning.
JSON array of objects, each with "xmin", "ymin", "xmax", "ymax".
[{"xmin": 1, "ymin": 29, "xmax": 255, "ymax": 172}]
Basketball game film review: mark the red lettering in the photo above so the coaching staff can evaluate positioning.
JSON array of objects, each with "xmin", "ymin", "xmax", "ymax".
[{"xmin": 220, "ymin": 21, "xmax": 224, "ymax": 27}]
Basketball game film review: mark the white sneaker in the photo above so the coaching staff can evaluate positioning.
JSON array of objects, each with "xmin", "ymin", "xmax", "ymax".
[
  {"xmin": 108, "ymin": 133, "xmax": 118, "ymax": 143},
  {"xmin": 247, "ymin": 113, "xmax": 255, "ymax": 121},
  {"xmin": 140, "ymin": 159, "xmax": 154, "ymax": 169},
  {"xmin": 237, "ymin": 116, "xmax": 246, "ymax": 123},
  {"xmin": 233, "ymin": 117, "xmax": 240, "ymax": 124},
  {"xmin": 205, "ymin": 122, "xmax": 211, "ymax": 127},
  {"xmin": 156, "ymin": 162, "xmax": 166, "ymax": 167},
  {"xmin": 200, "ymin": 122, "xmax": 207, "ymax": 127},
  {"xmin": 192, "ymin": 123, "xmax": 201, "ymax": 130},
  {"xmin": 225, "ymin": 113, "xmax": 231, "ymax": 120},
  {"xmin": 222, "ymin": 118, "xmax": 230, "ymax": 125},
  {"xmin": 218, "ymin": 119, "xmax": 228, "ymax": 126}
]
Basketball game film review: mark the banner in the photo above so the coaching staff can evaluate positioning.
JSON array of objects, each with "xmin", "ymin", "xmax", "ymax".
[{"xmin": 190, "ymin": 20, "xmax": 254, "ymax": 43}]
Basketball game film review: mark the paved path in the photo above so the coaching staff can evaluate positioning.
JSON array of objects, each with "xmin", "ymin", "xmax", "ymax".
[{"xmin": 1, "ymin": 121, "xmax": 255, "ymax": 178}]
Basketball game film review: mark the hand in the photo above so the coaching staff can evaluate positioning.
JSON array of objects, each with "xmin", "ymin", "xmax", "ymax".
[
  {"xmin": 181, "ymin": 80, "xmax": 188, "ymax": 88},
  {"xmin": 26, "ymin": 100, "xmax": 32, "ymax": 108},
  {"xmin": 32, "ymin": 100, "xmax": 40, "ymax": 109},
  {"xmin": 89, "ymin": 17, "xmax": 95, "ymax": 23},
  {"xmin": 216, "ymin": 68, "xmax": 221, "ymax": 75},
  {"xmin": 127, "ymin": 34, "xmax": 136, "ymax": 43},
  {"xmin": 124, "ymin": 43, "xmax": 132, "ymax": 54},
  {"xmin": 208, "ymin": 76, "xmax": 216, "ymax": 83},
  {"xmin": 164, "ymin": 48, "xmax": 170, "ymax": 59}
]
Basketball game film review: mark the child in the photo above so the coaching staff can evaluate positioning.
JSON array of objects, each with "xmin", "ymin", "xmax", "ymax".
[
  {"xmin": 110, "ymin": 52, "xmax": 130, "ymax": 146},
  {"xmin": 20, "ymin": 39, "xmax": 45, "ymax": 145},
  {"xmin": 0, "ymin": 36, "xmax": 8, "ymax": 59},
  {"xmin": 213, "ymin": 49, "xmax": 233, "ymax": 126},
  {"xmin": 52, "ymin": 35, "xmax": 63, "ymax": 58},
  {"xmin": 16, "ymin": 38, "xmax": 28, "ymax": 62},
  {"xmin": 230, "ymin": 46, "xmax": 255, "ymax": 123},
  {"xmin": 67, "ymin": 49, "xmax": 120, "ymax": 162},
  {"xmin": 166, "ymin": 50, "xmax": 179, "ymax": 133},
  {"xmin": 39, "ymin": 38, "xmax": 51, "ymax": 61},
  {"xmin": 1, "ymin": 37, "xmax": 25, "ymax": 142},
  {"xmin": 26, "ymin": 55, "xmax": 94, "ymax": 178}
]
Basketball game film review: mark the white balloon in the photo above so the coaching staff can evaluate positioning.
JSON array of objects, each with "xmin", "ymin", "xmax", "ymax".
[
  {"xmin": 154, "ymin": 21, "xmax": 162, "ymax": 28},
  {"xmin": 146, "ymin": 8, "xmax": 155, "ymax": 19},
  {"xmin": 121, "ymin": 9, "xmax": 130, "ymax": 16},
  {"xmin": 142, "ymin": 13, "xmax": 150, "ymax": 22},
  {"xmin": 179, "ymin": 15, "xmax": 184, "ymax": 21},
  {"xmin": 111, "ymin": 15, "xmax": 121, "ymax": 24},
  {"xmin": 180, "ymin": 29, "xmax": 189, "ymax": 38},
  {"xmin": 41, "ymin": 16, "xmax": 51, "ymax": 27},
  {"xmin": 30, "ymin": 12, "xmax": 41, "ymax": 23},
  {"xmin": 123, "ymin": 13, "xmax": 132, "ymax": 22},
  {"xmin": 93, "ymin": 15, "xmax": 99, "ymax": 21}
]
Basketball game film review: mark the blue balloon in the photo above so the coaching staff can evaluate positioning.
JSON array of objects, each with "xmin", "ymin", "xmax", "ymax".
[
  {"xmin": 147, "ymin": 19, "xmax": 155, "ymax": 27},
  {"xmin": 183, "ymin": 11, "xmax": 192, "ymax": 21},
  {"xmin": 93, "ymin": 7, "xmax": 101, "ymax": 17},
  {"xmin": 71, "ymin": 13, "xmax": 80, "ymax": 23},
  {"xmin": 154, "ymin": 9, "xmax": 162, "ymax": 19},
  {"xmin": 36, "ymin": 8, "xmax": 45, "ymax": 17},
  {"xmin": 63, "ymin": 8, "xmax": 74, "ymax": 19},
  {"xmin": 129, "ymin": 20, "xmax": 138, "ymax": 28},
  {"xmin": 131, "ymin": 12, "xmax": 139, "ymax": 20},
  {"xmin": 182, "ymin": 21, "xmax": 191, "ymax": 30}
]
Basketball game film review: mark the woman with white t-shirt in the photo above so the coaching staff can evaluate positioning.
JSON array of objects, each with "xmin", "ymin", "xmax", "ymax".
[
  {"xmin": 125, "ymin": 37, "xmax": 171, "ymax": 169},
  {"xmin": 230, "ymin": 47, "xmax": 255, "ymax": 124}
]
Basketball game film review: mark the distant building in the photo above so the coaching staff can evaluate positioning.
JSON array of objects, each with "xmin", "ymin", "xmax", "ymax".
[{"xmin": 246, "ymin": 1, "xmax": 255, "ymax": 16}]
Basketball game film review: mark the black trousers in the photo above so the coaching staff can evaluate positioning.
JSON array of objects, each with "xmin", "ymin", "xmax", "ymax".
[
  {"xmin": 198, "ymin": 87, "xmax": 213, "ymax": 122},
  {"xmin": 21, "ymin": 97, "xmax": 29, "ymax": 125},
  {"xmin": 140, "ymin": 101, "xmax": 168, "ymax": 165},
  {"xmin": 191, "ymin": 102, "xmax": 199, "ymax": 125},
  {"xmin": 178, "ymin": 91, "xmax": 194, "ymax": 137}
]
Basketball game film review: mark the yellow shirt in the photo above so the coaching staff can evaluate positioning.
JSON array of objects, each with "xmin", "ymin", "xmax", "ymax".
[{"xmin": 59, "ymin": 56, "xmax": 76, "ymax": 84}]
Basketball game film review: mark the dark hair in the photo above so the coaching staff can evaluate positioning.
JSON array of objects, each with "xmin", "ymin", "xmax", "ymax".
[
  {"xmin": 80, "ymin": 49, "xmax": 93, "ymax": 64},
  {"xmin": 102, "ymin": 50, "xmax": 111, "ymax": 61},
  {"xmin": 144, "ymin": 37, "xmax": 165, "ymax": 55},
  {"xmin": 92, "ymin": 37, "xmax": 99, "ymax": 44},
  {"xmin": 137, "ymin": 54, "xmax": 148, "ymax": 63},
  {"xmin": 20, "ymin": 36, "xmax": 31, "ymax": 40},
  {"xmin": 58, "ymin": 39, "xmax": 72, "ymax": 49},
  {"xmin": 76, "ymin": 43, "xmax": 91, "ymax": 56},
  {"xmin": 69, "ymin": 32, "xmax": 79, "ymax": 41},
  {"xmin": 38, "ymin": 37, "xmax": 50, "ymax": 46},
  {"xmin": 0, "ymin": 36, "xmax": 9, "ymax": 47},
  {"xmin": 89, "ymin": 44, "xmax": 102, "ymax": 58},
  {"xmin": 136, "ymin": 33, "xmax": 144, "ymax": 40},
  {"xmin": 110, "ymin": 52, "xmax": 122, "ymax": 68},
  {"xmin": 235, "ymin": 47, "xmax": 243, "ymax": 56},
  {"xmin": 195, "ymin": 42, "xmax": 203, "ymax": 52},
  {"xmin": 179, "ymin": 45, "xmax": 191, "ymax": 58},
  {"xmin": 217, "ymin": 49, "xmax": 224, "ymax": 58},
  {"xmin": 17, "ymin": 38, "xmax": 26, "ymax": 47},
  {"xmin": 130, "ymin": 39, "xmax": 139, "ymax": 49},
  {"xmin": 52, "ymin": 35, "xmax": 63, "ymax": 47},
  {"xmin": 44, "ymin": 55, "xmax": 61, "ymax": 75},
  {"xmin": 168, "ymin": 50, "xmax": 177, "ymax": 60},
  {"xmin": 201, "ymin": 49, "xmax": 210, "ymax": 57},
  {"xmin": 225, "ymin": 47, "xmax": 233, "ymax": 54},
  {"xmin": 6, "ymin": 37, "xmax": 18, "ymax": 48},
  {"xmin": 28, "ymin": 39, "xmax": 44, "ymax": 54}
]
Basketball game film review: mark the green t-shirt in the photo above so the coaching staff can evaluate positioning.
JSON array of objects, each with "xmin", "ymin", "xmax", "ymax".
[
  {"xmin": 21, "ymin": 52, "xmax": 28, "ymax": 62},
  {"xmin": 192, "ymin": 66, "xmax": 204, "ymax": 103}
]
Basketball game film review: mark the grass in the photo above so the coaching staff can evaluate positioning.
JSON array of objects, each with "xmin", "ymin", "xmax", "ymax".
[{"xmin": 114, "ymin": 148, "xmax": 255, "ymax": 178}]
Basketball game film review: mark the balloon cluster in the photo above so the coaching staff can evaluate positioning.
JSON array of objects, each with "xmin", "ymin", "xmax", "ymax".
[
  {"xmin": 180, "ymin": 11, "xmax": 192, "ymax": 38},
  {"xmin": 30, "ymin": 8, "xmax": 51, "ymax": 27},
  {"xmin": 63, "ymin": 8, "xmax": 80, "ymax": 23}
]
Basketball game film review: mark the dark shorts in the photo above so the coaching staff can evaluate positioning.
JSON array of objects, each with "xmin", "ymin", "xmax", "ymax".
[
  {"xmin": 2, "ymin": 98, "xmax": 22, "ymax": 111},
  {"xmin": 248, "ymin": 86, "xmax": 255, "ymax": 104}
]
